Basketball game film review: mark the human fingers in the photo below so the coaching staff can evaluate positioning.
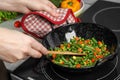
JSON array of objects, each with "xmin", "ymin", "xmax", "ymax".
[
  {"xmin": 47, "ymin": 1, "xmax": 57, "ymax": 9},
  {"xmin": 28, "ymin": 48, "xmax": 42, "ymax": 58},
  {"xmin": 31, "ymin": 39, "xmax": 48, "ymax": 55},
  {"xmin": 42, "ymin": 5, "xmax": 58, "ymax": 16},
  {"xmin": 41, "ymin": 1, "xmax": 59, "ymax": 16},
  {"xmin": 19, "ymin": 7, "xmax": 31, "ymax": 14},
  {"xmin": 47, "ymin": 2, "xmax": 59, "ymax": 16}
]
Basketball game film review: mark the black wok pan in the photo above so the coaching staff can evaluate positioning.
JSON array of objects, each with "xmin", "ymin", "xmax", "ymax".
[{"xmin": 42, "ymin": 22, "xmax": 119, "ymax": 72}]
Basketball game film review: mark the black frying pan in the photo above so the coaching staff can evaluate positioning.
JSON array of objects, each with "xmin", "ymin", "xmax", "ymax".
[{"xmin": 42, "ymin": 22, "xmax": 119, "ymax": 72}]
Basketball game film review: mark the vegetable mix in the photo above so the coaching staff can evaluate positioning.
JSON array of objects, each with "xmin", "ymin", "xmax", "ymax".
[{"xmin": 48, "ymin": 37, "xmax": 110, "ymax": 68}]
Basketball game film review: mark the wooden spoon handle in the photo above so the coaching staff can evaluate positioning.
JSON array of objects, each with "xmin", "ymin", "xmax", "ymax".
[{"xmin": 47, "ymin": 51, "xmax": 86, "ymax": 56}]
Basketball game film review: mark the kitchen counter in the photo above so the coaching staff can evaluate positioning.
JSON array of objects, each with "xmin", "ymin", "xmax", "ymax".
[{"xmin": 0, "ymin": 0, "xmax": 120, "ymax": 72}]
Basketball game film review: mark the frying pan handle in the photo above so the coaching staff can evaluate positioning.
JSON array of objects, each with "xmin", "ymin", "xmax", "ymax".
[
  {"xmin": 94, "ymin": 53, "xmax": 117, "ymax": 67},
  {"xmin": 95, "ymin": 46, "xmax": 119, "ymax": 67}
]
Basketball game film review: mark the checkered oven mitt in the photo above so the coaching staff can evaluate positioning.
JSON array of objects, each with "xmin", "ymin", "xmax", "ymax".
[{"xmin": 14, "ymin": 8, "xmax": 81, "ymax": 38}]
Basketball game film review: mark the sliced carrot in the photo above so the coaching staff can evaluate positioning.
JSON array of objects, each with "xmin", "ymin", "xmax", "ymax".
[
  {"xmin": 78, "ymin": 48, "xmax": 83, "ymax": 53},
  {"xmin": 79, "ymin": 41, "xmax": 83, "ymax": 44},
  {"xmin": 52, "ymin": 54, "xmax": 57, "ymax": 59},
  {"xmin": 95, "ymin": 47, "xmax": 101, "ymax": 52},
  {"xmin": 75, "ymin": 37, "xmax": 79, "ymax": 41},
  {"xmin": 67, "ymin": 43, "xmax": 71, "ymax": 48},
  {"xmin": 75, "ymin": 64, "xmax": 81, "ymax": 68},
  {"xmin": 91, "ymin": 58, "xmax": 96, "ymax": 63},
  {"xmin": 96, "ymin": 55, "xmax": 103, "ymax": 59},
  {"xmin": 98, "ymin": 41, "xmax": 103, "ymax": 46},
  {"xmin": 94, "ymin": 52, "xmax": 97, "ymax": 56},
  {"xmin": 85, "ymin": 39, "xmax": 90, "ymax": 44}
]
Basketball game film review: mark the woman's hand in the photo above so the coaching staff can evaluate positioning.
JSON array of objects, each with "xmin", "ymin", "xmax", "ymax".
[
  {"xmin": 0, "ymin": 28, "xmax": 48, "ymax": 63},
  {"xmin": 0, "ymin": 0, "xmax": 58, "ymax": 16}
]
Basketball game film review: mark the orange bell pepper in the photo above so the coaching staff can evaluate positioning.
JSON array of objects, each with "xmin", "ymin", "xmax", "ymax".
[{"xmin": 60, "ymin": 0, "xmax": 81, "ymax": 12}]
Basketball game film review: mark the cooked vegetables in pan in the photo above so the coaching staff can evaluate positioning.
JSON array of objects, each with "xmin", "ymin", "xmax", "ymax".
[{"xmin": 48, "ymin": 37, "xmax": 110, "ymax": 68}]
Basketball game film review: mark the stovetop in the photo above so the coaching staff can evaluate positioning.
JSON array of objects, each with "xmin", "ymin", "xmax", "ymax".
[
  {"xmin": 80, "ymin": 0, "xmax": 120, "ymax": 41},
  {"xmin": 11, "ymin": 0, "xmax": 120, "ymax": 80}
]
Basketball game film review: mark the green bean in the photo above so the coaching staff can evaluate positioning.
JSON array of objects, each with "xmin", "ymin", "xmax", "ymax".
[
  {"xmin": 84, "ymin": 45, "xmax": 94, "ymax": 51},
  {"xmin": 61, "ymin": 56, "xmax": 68, "ymax": 63},
  {"xmin": 69, "ymin": 58, "xmax": 75, "ymax": 64},
  {"xmin": 92, "ymin": 38, "xmax": 97, "ymax": 43}
]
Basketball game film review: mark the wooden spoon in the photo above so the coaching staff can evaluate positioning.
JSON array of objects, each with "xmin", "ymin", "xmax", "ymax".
[{"xmin": 47, "ymin": 51, "xmax": 86, "ymax": 56}]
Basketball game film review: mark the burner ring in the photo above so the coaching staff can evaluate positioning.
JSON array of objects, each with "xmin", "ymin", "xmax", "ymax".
[
  {"xmin": 92, "ymin": 7, "xmax": 120, "ymax": 32},
  {"xmin": 114, "ymin": 72, "xmax": 120, "ymax": 80},
  {"xmin": 40, "ymin": 59, "xmax": 53, "ymax": 80},
  {"xmin": 97, "ymin": 56, "xmax": 118, "ymax": 80}
]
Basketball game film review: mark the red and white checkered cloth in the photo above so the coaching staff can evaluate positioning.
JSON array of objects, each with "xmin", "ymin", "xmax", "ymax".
[{"xmin": 20, "ymin": 8, "xmax": 80, "ymax": 38}]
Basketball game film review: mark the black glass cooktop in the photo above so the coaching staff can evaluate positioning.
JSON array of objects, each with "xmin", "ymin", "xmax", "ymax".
[
  {"xmin": 11, "ymin": 0, "xmax": 120, "ymax": 80},
  {"xmin": 80, "ymin": 0, "xmax": 120, "ymax": 41}
]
